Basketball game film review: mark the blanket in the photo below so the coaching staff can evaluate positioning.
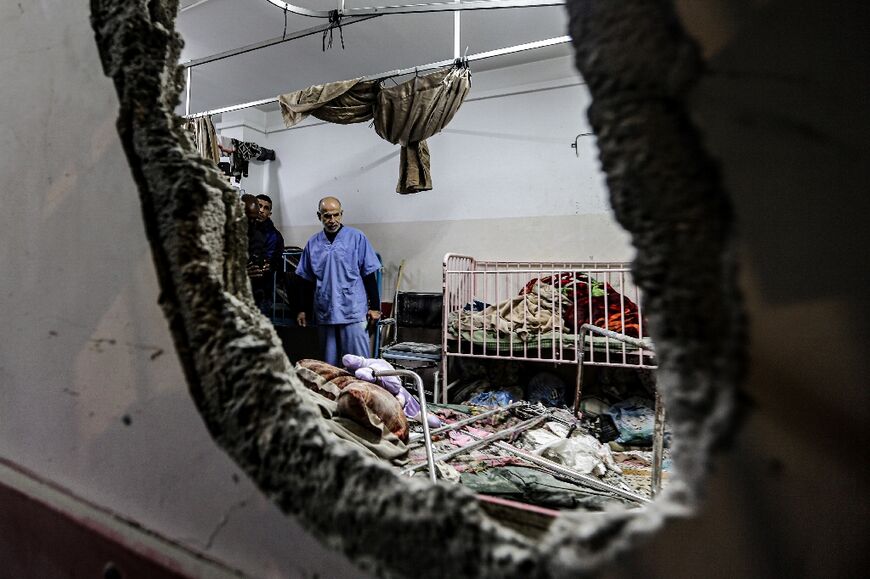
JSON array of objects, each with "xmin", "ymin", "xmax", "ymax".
[
  {"xmin": 522, "ymin": 273, "xmax": 647, "ymax": 338},
  {"xmin": 295, "ymin": 359, "xmax": 410, "ymax": 442},
  {"xmin": 450, "ymin": 281, "xmax": 563, "ymax": 343}
]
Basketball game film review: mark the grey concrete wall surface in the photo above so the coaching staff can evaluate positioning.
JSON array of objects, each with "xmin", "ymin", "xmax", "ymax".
[{"xmin": 0, "ymin": 0, "xmax": 867, "ymax": 578}]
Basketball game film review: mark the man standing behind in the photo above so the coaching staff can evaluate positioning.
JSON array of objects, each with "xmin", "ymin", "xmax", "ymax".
[
  {"xmin": 296, "ymin": 196, "xmax": 381, "ymax": 366},
  {"xmin": 248, "ymin": 194, "xmax": 284, "ymax": 315}
]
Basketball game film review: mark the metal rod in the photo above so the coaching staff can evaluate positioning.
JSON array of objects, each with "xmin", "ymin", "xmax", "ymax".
[
  {"xmin": 181, "ymin": 15, "xmax": 379, "ymax": 68},
  {"xmin": 265, "ymin": 0, "xmax": 565, "ymax": 19},
  {"xmin": 185, "ymin": 66, "xmax": 191, "ymax": 116},
  {"xmin": 372, "ymin": 369, "xmax": 437, "ymax": 483},
  {"xmin": 401, "ymin": 414, "xmax": 546, "ymax": 475},
  {"xmin": 651, "ymin": 388, "xmax": 666, "ymax": 497},
  {"xmin": 407, "ymin": 402, "xmax": 523, "ymax": 445},
  {"xmin": 180, "ymin": 0, "xmax": 214, "ymax": 13},
  {"xmin": 184, "ymin": 35, "xmax": 571, "ymax": 118},
  {"xmin": 441, "ymin": 254, "xmax": 450, "ymax": 404},
  {"xmin": 488, "ymin": 440, "xmax": 651, "ymax": 504},
  {"xmin": 572, "ymin": 350, "xmax": 584, "ymax": 417},
  {"xmin": 453, "ymin": 0, "xmax": 461, "ymax": 59},
  {"xmin": 580, "ymin": 323, "xmax": 654, "ymax": 353}
]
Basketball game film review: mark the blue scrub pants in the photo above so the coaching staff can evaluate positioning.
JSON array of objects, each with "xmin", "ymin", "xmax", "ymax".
[{"xmin": 319, "ymin": 321, "xmax": 370, "ymax": 367}]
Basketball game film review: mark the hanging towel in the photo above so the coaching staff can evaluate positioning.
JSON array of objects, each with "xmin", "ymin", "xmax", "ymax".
[
  {"xmin": 184, "ymin": 115, "xmax": 220, "ymax": 165},
  {"xmin": 374, "ymin": 66, "xmax": 471, "ymax": 193},
  {"xmin": 278, "ymin": 78, "xmax": 378, "ymax": 128},
  {"xmin": 398, "ymin": 141, "xmax": 432, "ymax": 193}
]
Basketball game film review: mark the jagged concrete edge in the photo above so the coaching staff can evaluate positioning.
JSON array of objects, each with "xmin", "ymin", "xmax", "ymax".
[
  {"xmin": 85, "ymin": 0, "xmax": 746, "ymax": 577},
  {"xmin": 538, "ymin": 1, "xmax": 747, "ymax": 575},
  {"xmin": 87, "ymin": 1, "xmax": 536, "ymax": 578}
]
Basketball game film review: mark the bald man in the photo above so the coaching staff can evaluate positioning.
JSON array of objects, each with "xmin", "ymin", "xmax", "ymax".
[{"xmin": 295, "ymin": 197, "xmax": 381, "ymax": 365}]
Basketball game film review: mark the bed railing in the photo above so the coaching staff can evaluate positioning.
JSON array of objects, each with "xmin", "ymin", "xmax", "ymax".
[{"xmin": 440, "ymin": 253, "xmax": 656, "ymax": 404}]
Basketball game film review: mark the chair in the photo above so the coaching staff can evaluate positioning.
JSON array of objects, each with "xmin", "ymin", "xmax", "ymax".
[{"xmin": 377, "ymin": 291, "xmax": 443, "ymax": 401}]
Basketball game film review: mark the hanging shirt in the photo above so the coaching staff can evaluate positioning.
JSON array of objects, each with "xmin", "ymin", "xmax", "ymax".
[{"xmin": 295, "ymin": 226, "xmax": 380, "ymax": 325}]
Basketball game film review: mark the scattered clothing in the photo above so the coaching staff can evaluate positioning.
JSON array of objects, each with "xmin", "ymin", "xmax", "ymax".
[
  {"xmin": 525, "ymin": 372, "xmax": 566, "ymax": 407},
  {"xmin": 460, "ymin": 466, "xmax": 624, "ymax": 511},
  {"xmin": 522, "ymin": 272, "xmax": 647, "ymax": 337},
  {"xmin": 221, "ymin": 137, "xmax": 276, "ymax": 182},
  {"xmin": 468, "ymin": 390, "xmax": 519, "ymax": 408},
  {"xmin": 451, "ymin": 281, "xmax": 563, "ymax": 342},
  {"xmin": 606, "ymin": 397, "xmax": 656, "ymax": 446}
]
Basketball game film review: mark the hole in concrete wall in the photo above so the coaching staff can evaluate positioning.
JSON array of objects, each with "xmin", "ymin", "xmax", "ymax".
[{"xmin": 89, "ymin": 0, "xmax": 744, "ymax": 576}]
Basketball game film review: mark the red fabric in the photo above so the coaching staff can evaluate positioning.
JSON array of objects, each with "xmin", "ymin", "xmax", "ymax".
[{"xmin": 521, "ymin": 273, "xmax": 647, "ymax": 338}]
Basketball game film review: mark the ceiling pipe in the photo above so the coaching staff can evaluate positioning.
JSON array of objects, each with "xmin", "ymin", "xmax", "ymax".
[
  {"xmin": 180, "ymin": 15, "xmax": 380, "ymax": 68},
  {"xmin": 264, "ymin": 0, "xmax": 565, "ymax": 19},
  {"xmin": 180, "ymin": 0, "xmax": 215, "ymax": 13},
  {"xmin": 184, "ymin": 35, "xmax": 571, "ymax": 118}
]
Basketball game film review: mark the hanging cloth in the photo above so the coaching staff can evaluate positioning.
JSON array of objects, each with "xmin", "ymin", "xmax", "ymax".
[
  {"xmin": 278, "ymin": 78, "xmax": 378, "ymax": 128},
  {"xmin": 184, "ymin": 115, "xmax": 220, "ymax": 165},
  {"xmin": 374, "ymin": 66, "xmax": 471, "ymax": 194},
  {"xmin": 275, "ymin": 66, "xmax": 470, "ymax": 194}
]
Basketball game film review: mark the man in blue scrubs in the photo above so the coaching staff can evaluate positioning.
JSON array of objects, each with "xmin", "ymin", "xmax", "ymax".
[{"xmin": 295, "ymin": 196, "xmax": 382, "ymax": 366}]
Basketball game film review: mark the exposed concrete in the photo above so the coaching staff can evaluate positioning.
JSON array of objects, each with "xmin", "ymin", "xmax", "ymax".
[{"xmin": 88, "ymin": 0, "xmax": 743, "ymax": 577}]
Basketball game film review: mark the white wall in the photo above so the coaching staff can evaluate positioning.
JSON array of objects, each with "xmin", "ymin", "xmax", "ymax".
[
  {"xmin": 0, "ymin": 2, "xmax": 366, "ymax": 577},
  {"xmin": 254, "ymin": 56, "xmax": 633, "ymax": 292}
]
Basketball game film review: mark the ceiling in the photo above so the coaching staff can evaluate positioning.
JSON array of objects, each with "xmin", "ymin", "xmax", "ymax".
[{"xmin": 176, "ymin": 0, "xmax": 571, "ymax": 115}]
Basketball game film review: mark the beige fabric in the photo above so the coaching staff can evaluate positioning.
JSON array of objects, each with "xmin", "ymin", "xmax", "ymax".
[
  {"xmin": 374, "ymin": 67, "xmax": 471, "ymax": 145},
  {"xmin": 278, "ymin": 78, "xmax": 378, "ymax": 128},
  {"xmin": 452, "ymin": 282, "xmax": 563, "ymax": 342},
  {"xmin": 184, "ymin": 116, "xmax": 220, "ymax": 165},
  {"xmin": 374, "ymin": 66, "xmax": 471, "ymax": 194},
  {"xmin": 276, "ymin": 66, "xmax": 469, "ymax": 194},
  {"xmin": 397, "ymin": 141, "xmax": 432, "ymax": 194}
]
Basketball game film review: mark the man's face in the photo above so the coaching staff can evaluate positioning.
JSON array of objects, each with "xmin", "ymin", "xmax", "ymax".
[
  {"xmin": 257, "ymin": 199, "xmax": 272, "ymax": 222},
  {"xmin": 318, "ymin": 202, "xmax": 343, "ymax": 234}
]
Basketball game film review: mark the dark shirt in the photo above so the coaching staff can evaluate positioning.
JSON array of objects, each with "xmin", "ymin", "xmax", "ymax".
[
  {"xmin": 248, "ymin": 218, "xmax": 285, "ymax": 310},
  {"xmin": 249, "ymin": 218, "xmax": 283, "ymax": 266}
]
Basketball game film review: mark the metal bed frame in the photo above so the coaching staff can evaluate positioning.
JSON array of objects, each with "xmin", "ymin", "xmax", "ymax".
[{"xmin": 440, "ymin": 253, "xmax": 667, "ymax": 494}]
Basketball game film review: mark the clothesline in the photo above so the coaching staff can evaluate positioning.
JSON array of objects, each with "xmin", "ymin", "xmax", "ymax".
[{"xmin": 184, "ymin": 35, "xmax": 571, "ymax": 119}]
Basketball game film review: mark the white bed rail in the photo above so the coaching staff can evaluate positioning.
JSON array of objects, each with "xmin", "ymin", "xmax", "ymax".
[{"xmin": 440, "ymin": 253, "xmax": 656, "ymax": 405}]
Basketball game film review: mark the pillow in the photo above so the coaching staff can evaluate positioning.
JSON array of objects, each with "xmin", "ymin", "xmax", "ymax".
[{"xmin": 337, "ymin": 382, "xmax": 409, "ymax": 443}]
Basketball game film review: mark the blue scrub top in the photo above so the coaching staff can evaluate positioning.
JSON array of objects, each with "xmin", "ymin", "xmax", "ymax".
[{"xmin": 296, "ymin": 226, "xmax": 381, "ymax": 325}]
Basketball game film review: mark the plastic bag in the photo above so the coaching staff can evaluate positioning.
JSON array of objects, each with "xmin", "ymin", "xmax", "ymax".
[
  {"xmin": 526, "ymin": 424, "xmax": 621, "ymax": 477},
  {"xmin": 468, "ymin": 390, "xmax": 516, "ymax": 407},
  {"xmin": 606, "ymin": 396, "xmax": 655, "ymax": 445}
]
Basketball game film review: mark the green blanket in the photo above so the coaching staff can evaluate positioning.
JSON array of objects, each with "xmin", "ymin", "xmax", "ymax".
[{"xmin": 448, "ymin": 329, "xmax": 652, "ymax": 355}]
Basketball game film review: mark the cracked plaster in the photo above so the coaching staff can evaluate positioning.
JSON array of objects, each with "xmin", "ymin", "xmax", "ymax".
[{"xmin": 88, "ymin": 0, "xmax": 745, "ymax": 577}]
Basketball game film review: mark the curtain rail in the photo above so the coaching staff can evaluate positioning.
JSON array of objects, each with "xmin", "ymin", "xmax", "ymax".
[
  {"xmin": 262, "ymin": 0, "xmax": 564, "ymax": 19},
  {"xmin": 184, "ymin": 35, "xmax": 571, "ymax": 119}
]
